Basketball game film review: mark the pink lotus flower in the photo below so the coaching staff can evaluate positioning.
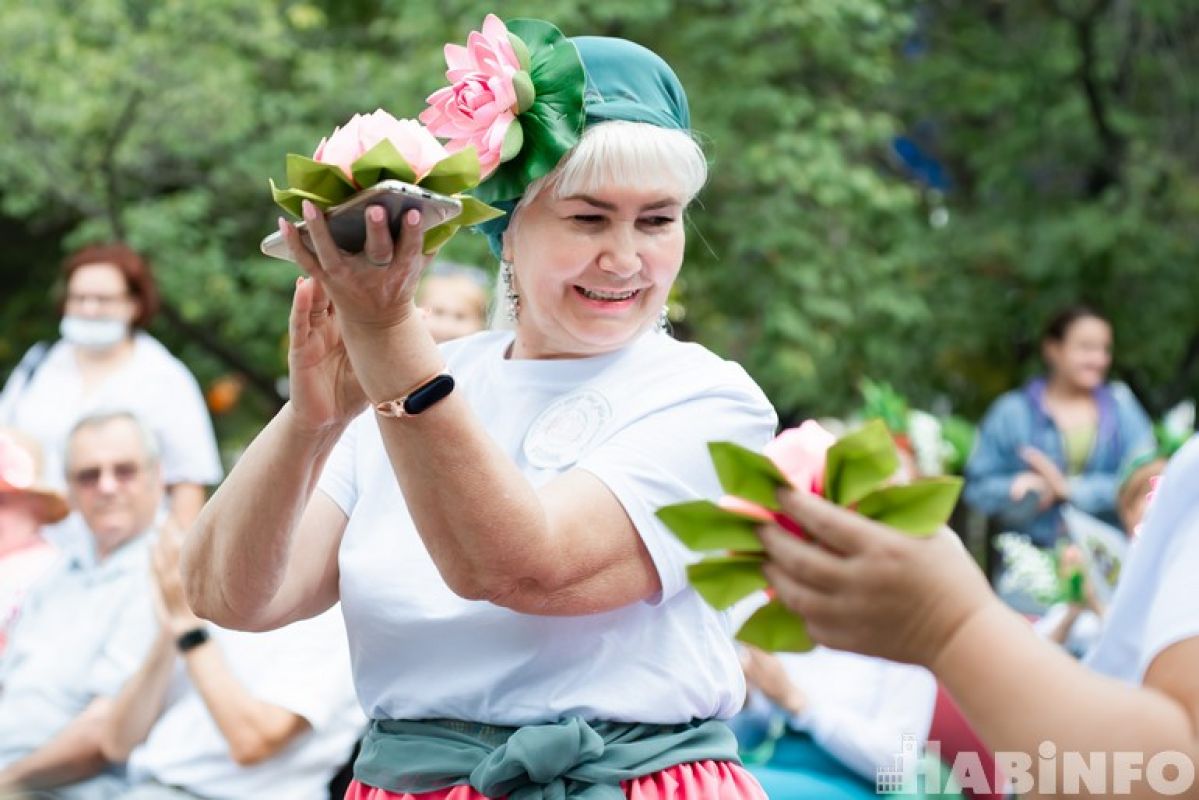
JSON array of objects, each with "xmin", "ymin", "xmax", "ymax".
[
  {"xmin": 0, "ymin": 433, "xmax": 36, "ymax": 491},
  {"xmin": 765, "ymin": 420, "xmax": 837, "ymax": 495},
  {"xmin": 717, "ymin": 420, "xmax": 837, "ymax": 538},
  {"xmin": 420, "ymin": 14, "xmax": 524, "ymax": 177},
  {"xmin": 313, "ymin": 109, "xmax": 450, "ymax": 186}
]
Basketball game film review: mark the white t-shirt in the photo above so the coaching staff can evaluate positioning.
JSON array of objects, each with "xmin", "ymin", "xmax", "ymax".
[
  {"xmin": 318, "ymin": 330, "xmax": 778, "ymax": 725},
  {"xmin": 1086, "ymin": 435, "xmax": 1199, "ymax": 683},
  {"xmin": 127, "ymin": 607, "xmax": 365, "ymax": 800},
  {"xmin": 0, "ymin": 332, "xmax": 223, "ymax": 491}
]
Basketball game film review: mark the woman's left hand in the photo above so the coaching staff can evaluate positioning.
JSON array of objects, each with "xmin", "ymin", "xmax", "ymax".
[
  {"xmin": 758, "ymin": 487, "xmax": 995, "ymax": 669},
  {"xmin": 151, "ymin": 519, "xmax": 205, "ymax": 637},
  {"xmin": 282, "ymin": 200, "xmax": 432, "ymax": 332}
]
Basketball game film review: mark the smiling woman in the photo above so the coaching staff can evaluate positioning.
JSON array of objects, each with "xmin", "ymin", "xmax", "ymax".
[{"xmin": 183, "ymin": 17, "xmax": 776, "ymax": 800}]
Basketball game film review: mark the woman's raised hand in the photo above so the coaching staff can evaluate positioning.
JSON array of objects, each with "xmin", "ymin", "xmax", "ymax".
[
  {"xmin": 286, "ymin": 272, "xmax": 368, "ymax": 433},
  {"xmin": 281, "ymin": 200, "xmax": 432, "ymax": 333},
  {"xmin": 759, "ymin": 487, "xmax": 995, "ymax": 668}
]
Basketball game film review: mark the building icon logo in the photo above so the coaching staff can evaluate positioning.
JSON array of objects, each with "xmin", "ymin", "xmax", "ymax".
[{"xmin": 877, "ymin": 734, "xmax": 919, "ymax": 794}]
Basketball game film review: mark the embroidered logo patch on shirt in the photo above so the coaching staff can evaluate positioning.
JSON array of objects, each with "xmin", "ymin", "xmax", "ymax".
[{"xmin": 523, "ymin": 390, "xmax": 613, "ymax": 470}]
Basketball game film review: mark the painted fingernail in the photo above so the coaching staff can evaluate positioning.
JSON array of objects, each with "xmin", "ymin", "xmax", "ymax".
[
  {"xmin": 278, "ymin": 217, "xmax": 288, "ymax": 236},
  {"xmin": 302, "ymin": 200, "xmax": 317, "ymax": 220},
  {"xmin": 407, "ymin": 209, "xmax": 421, "ymax": 226},
  {"xmin": 370, "ymin": 206, "xmax": 386, "ymax": 223}
]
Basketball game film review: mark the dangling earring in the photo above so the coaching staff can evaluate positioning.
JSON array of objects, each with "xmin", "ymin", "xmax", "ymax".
[
  {"xmin": 656, "ymin": 304, "xmax": 670, "ymax": 334},
  {"xmin": 500, "ymin": 259, "xmax": 520, "ymax": 322}
]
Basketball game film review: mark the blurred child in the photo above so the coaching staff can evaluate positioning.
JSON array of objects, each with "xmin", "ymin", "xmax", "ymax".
[{"xmin": 416, "ymin": 266, "xmax": 490, "ymax": 344}]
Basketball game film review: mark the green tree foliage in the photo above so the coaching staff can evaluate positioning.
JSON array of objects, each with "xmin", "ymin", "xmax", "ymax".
[{"xmin": 0, "ymin": 0, "xmax": 1195, "ymax": 456}]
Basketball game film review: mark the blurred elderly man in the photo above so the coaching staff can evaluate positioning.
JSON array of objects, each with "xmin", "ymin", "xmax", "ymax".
[
  {"xmin": 100, "ymin": 521, "xmax": 363, "ymax": 800},
  {"xmin": 0, "ymin": 411, "xmax": 162, "ymax": 798}
]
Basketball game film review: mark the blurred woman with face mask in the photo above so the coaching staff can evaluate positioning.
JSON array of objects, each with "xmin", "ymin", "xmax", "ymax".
[
  {"xmin": 964, "ymin": 305, "xmax": 1155, "ymax": 547},
  {"xmin": 0, "ymin": 243, "xmax": 222, "ymax": 535}
]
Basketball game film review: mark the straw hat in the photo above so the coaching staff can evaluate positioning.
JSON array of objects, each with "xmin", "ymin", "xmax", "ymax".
[{"xmin": 0, "ymin": 429, "xmax": 69, "ymax": 524}]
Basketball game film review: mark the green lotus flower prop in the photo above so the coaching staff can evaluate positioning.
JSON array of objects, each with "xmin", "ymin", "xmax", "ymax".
[
  {"xmin": 268, "ymin": 109, "xmax": 503, "ymax": 255},
  {"xmin": 656, "ymin": 420, "xmax": 963, "ymax": 652}
]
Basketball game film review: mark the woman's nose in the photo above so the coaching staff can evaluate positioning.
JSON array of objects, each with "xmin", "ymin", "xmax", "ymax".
[{"xmin": 597, "ymin": 229, "xmax": 641, "ymax": 278}]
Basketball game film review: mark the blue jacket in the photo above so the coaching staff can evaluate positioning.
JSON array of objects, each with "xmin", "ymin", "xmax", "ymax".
[{"xmin": 964, "ymin": 379, "xmax": 1155, "ymax": 546}]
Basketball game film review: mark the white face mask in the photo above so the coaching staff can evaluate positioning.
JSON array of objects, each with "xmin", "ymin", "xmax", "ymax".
[{"xmin": 60, "ymin": 315, "xmax": 129, "ymax": 351}]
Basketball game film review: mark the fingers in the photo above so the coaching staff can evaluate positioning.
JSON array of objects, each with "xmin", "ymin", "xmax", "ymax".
[
  {"xmin": 758, "ymin": 524, "xmax": 848, "ymax": 591},
  {"xmin": 289, "ymin": 276, "xmax": 313, "ymax": 347},
  {"xmin": 301, "ymin": 200, "xmax": 344, "ymax": 270},
  {"xmin": 775, "ymin": 487, "xmax": 878, "ymax": 555},
  {"xmin": 761, "ymin": 561, "xmax": 838, "ymax": 621},
  {"xmin": 363, "ymin": 205, "xmax": 395, "ymax": 267},
  {"xmin": 396, "ymin": 208, "xmax": 425, "ymax": 267},
  {"xmin": 279, "ymin": 215, "xmax": 328, "ymax": 282}
]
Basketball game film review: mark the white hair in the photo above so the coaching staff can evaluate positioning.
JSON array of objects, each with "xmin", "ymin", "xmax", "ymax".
[
  {"xmin": 521, "ymin": 120, "xmax": 708, "ymax": 210},
  {"xmin": 66, "ymin": 410, "xmax": 161, "ymax": 470}
]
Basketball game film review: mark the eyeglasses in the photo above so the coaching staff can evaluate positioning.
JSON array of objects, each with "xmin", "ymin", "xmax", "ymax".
[
  {"xmin": 65, "ymin": 292, "xmax": 131, "ymax": 309},
  {"xmin": 68, "ymin": 461, "xmax": 144, "ymax": 489}
]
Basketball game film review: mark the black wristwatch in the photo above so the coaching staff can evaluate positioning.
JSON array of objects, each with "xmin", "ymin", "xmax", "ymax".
[{"xmin": 176, "ymin": 626, "xmax": 211, "ymax": 653}]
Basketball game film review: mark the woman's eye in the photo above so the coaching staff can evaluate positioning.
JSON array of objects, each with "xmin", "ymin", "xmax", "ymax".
[
  {"xmin": 572, "ymin": 215, "xmax": 605, "ymax": 225},
  {"xmin": 641, "ymin": 216, "xmax": 676, "ymax": 228}
]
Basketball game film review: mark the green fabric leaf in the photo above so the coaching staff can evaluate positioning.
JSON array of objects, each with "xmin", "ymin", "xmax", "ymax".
[
  {"xmin": 513, "ymin": 70, "xmax": 535, "ymax": 114},
  {"xmin": 454, "ymin": 195, "xmax": 505, "ymax": 227},
  {"xmin": 855, "ymin": 477, "xmax": 964, "ymax": 536},
  {"xmin": 823, "ymin": 420, "xmax": 899, "ymax": 506},
  {"xmin": 421, "ymin": 147, "xmax": 482, "ymax": 196},
  {"xmin": 708, "ymin": 442, "xmax": 788, "ymax": 511},
  {"xmin": 269, "ymin": 180, "xmax": 343, "ymax": 217},
  {"xmin": 472, "ymin": 19, "xmax": 584, "ymax": 204},
  {"xmin": 686, "ymin": 555, "xmax": 767, "ymax": 610},
  {"xmin": 274, "ymin": 156, "xmax": 357, "ymax": 215},
  {"xmin": 350, "ymin": 139, "xmax": 417, "ymax": 188},
  {"xmin": 736, "ymin": 600, "xmax": 814, "ymax": 653},
  {"xmin": 284, "ymin": 154, "xmax": 357, "ymax": 197},
  {"xmin": 656, "ymin": 500, "xmax": 764, "ymax": 553},
  {"xmin": 418, "ymin": 196, "xmax": 505, "ymax": 255}
]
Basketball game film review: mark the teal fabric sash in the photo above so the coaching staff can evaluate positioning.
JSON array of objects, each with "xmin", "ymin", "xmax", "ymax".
[{"xmin": 354, "ymin": 716, "xmax": 741, "ymax": 799}]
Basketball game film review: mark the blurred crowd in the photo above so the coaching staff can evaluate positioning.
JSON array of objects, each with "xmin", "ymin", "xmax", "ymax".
[{"xmin": 0, "ymin": 242, "xmax": 1186, "ymax": 799}]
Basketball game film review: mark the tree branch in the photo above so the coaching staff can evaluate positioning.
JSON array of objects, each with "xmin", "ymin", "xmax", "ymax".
[
  {"xmin": 99, "ymin": 90, "xmax": 142, "ymax": 241},
  {"xmin": 155, "ymin": 300, "xmax": 285, "ymax": 410}
]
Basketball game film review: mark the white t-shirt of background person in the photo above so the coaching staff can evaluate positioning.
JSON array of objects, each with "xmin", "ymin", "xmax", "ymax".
[
  {"xmin": 0, "ymin": 332, "xmax": 223, "ymax": 491},
  {"xmin": 0, "ymin": 542, "xmax": 59, "ymax": 657},
  {"xmin": 778, "ymin": 648, "xmax": 937, "ymax": 782},
  {"xmin": 127, "ymin": 606, "xmax": 365, "ymax": 800},
  {"xmin": 318, "ymin": 330, "xmax": 778, "ymax": 726},
  {"xmin": 1086, "ymin": 435, "xmax": 1199, "ymax": 683}
]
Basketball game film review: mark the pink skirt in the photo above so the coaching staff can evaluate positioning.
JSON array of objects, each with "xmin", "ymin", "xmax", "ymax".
[{"xmin": 345, "ymin": 759, "xmax": 767, "ymax": 799}]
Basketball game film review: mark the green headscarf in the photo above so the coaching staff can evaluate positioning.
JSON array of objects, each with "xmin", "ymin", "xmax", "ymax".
[{"xmin": 481, "ymin": 35, "xmax": 692, "ymax": 257}]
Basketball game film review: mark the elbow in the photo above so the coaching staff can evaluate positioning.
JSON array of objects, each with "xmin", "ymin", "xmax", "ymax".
[
  {"xmin": 228, "ymin": 735, "xmax": 275, "ymax": 767},
  {"xmin": 226, "ymin": 717, "xmax": 303, "ymax": 766},
  {"xmin": 98, "ymin": 731, "xmax": 133, "ymax": 765}
]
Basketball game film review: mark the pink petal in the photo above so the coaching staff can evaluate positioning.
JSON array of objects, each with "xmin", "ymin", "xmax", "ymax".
[
  {"xmin": 444, "ymin": 43, "xmax": 473, "ymax": 72},
  {"xmin": 481, "ymin": 13, "xmax": 520, "ymax": 69}
]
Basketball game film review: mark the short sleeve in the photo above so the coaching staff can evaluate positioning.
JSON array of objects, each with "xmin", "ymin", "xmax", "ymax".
[
  {"xmin": 150, "ymin": 362, "xmax": 224, "ymax": 486},
  {"xmin": 1139, "ymin": 506, "xmax": 1199, "ymax": 678},
  {"xmin": 239, "ymin": 609, "xmax": 359, "ymax": 729},
  {"xmin": 577, "ymin": 383, "xmax": 777, "ymax": 602},
  {"xmin": 316, "ymin": 413, "xmax": 364, "ymax": 517}
]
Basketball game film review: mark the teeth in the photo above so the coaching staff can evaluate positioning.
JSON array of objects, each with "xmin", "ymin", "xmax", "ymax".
[{"xmin": 579, "ymin": 287, "xmax": 638, "ymax": 301}]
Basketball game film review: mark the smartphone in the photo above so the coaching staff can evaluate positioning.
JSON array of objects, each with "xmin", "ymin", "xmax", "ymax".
[{"xmin": 260, "ymin": 180, "xmax": 463, "ymax": 262}]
